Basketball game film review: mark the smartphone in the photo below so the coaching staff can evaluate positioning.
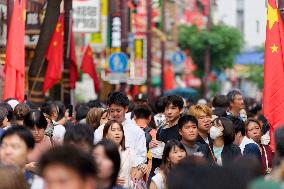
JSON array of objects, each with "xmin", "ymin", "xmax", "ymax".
[{"xmin": 67, "ymin": 104, "xmax": 73, "ymax": 118}]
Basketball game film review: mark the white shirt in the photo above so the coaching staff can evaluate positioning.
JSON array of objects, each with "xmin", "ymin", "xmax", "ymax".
[
  {"xmin": 119, "ymin": 147, "xmax": 138, "ymax": 188},
  {"xmin": 52, "ymin": 121, "xmax": 66, "ymax": 144},
  {"xmin": 152, "ymin": 172, "xmax": 165, "ymax": 189},
  {"xmin": 239, "ymin": 136, "xmax": 258, "ymax": 154},
  {"xmin": 94, "ymin": 118, "xmax": 147, "ymax": 165}
]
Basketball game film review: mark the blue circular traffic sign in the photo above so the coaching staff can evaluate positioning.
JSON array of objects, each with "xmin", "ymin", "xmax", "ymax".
[
  {"xmin": 172, "ymin": 51, "xmax": 186, "ymax": 65},
  {"xmin": 109, "ymin": 53, "xmax": 128, "ymax": 72}
]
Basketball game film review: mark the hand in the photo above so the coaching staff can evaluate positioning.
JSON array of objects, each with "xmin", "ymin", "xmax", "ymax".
[
  {"xmin": 131, "ymin": 167, "xmax": 144, "ymax": 180},
  {"xmin": 25, "ymin": 162, "xmax": 37, "ymax": 172},
  {"xmin": 116, "ymin": 177, "xmax": 125, "ymax": 186},
  {"xmin": 149, "ymin": 140, "xmax": 158, "ymax": 149}
]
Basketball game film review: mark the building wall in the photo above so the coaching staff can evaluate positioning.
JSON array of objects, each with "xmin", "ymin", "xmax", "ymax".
[
  {"xmin": 215, "ymin": 0, "xmax": 266, "ymax": 50},
  {"xmin": 243, "ymin": 0, "xmax": 266, "ymax": 49}
]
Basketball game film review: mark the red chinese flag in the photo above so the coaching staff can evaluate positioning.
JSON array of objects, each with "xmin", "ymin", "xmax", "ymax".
[
  {"xmin": 80, "ymin": 45, "xmax": 100, "ymax": 93},
  {"xmin": 3, "ymin": 0, "xmax": 26, "ymax": 102},
  {"xmin": 43, "ymin": 15, "xmax": 64, "ymax": 94},
  {"xmin": 164, "ymin": 64, "xmax": 175, "ymax": 91},
  {"xmin": 263, "ymin": 0, "xmax": 284, "ymax": 150},
  {"xmin": 70, "ymin": 27, "xmax": 79, "ymax": 90}
]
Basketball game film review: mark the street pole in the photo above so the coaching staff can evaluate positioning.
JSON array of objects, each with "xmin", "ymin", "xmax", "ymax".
[
  {"xmin": 160, "ymin": 0, "xmax": 166, "ymax": 96},
  {"xmin": 203, "ymin": 0, "xmax": 212, "ymax": 98},
  {"xmin": 120, "ymin": 0, "xmax": 128, "ymax": 93},
  {"xmin": 146, "ymin": 0, "xmax": 152, "ymax": 98}
]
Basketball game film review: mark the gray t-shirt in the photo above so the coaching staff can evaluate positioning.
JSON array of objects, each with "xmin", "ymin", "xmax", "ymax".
[{"xmin": 182, "ymin": 143, "xmax": 200, "ymax": 155}]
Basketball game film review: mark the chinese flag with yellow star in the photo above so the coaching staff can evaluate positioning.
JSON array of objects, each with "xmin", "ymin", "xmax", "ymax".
[
  {"xmin": 3, "ymin": 0, "xmax": 26, "ymax": 101},
  {"xmin": 80, "ymin": 45, "xmax": 100, "ymax": 93},
  {"xmin": 43, "ymin": 15, "xmax": 64, "ymax": 93},
  {"xmin": 263, "ymin": 0, "xmax": 284, "ymax": 150}
]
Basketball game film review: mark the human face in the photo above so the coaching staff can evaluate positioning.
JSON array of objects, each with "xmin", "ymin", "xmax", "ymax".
[
  {"xmin": 165, "ymin": 104, "xmax": 181, "ymax": 125},
  {"xmin": 108, "ymin": 104, "xmax": 127, "ymax": 123},
  {"xmin": 167, "ymin": 146, "xmax": 186, "ymax": 166},
  {"xmin": 231, "ymin": 94, "xmax": 244, "ymax": 111},
  {"xmin": 179, "ymin": 121, "xmax": 198, "ymax": 143},
  {"xmin": 197, "ymin": 112, "xmax": 212, "ymax": 133},
  {"xmin": 30, "ymin": 126, "xmax": 45, "ymax": 143},
  {"xmin": 246, "ymin": 121, "xmax": 262, "ymax": 143},
  {"xmin": 100, "ymin": 111, "xmax": 109, "ymax": 125},
  {"xmin": 42, "ymin": 165, "xmax": 95, "ymax": 189},
  {"xmin": 2, "ymin": 117, "xmax": 8, "ymax": 128},
  {"xmin": 93, "ymin": 145, "xmax": 113, "ymax": 180},
  {"xmin": 106, "ymin": 123, "xmax": 123, "ymax": 145},
  {"xmin": 0, "ymin": 134, "xmax": 29, "ymax": 169}
]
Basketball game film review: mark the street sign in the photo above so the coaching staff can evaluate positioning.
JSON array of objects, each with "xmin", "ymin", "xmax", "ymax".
[
  {"xmin": 172, "ymin": 51, "xmax": 186, "ymax": 65},
  {"xmin": 73, "ymin": 0, "xmax": 100, "ymax": 33},
  {"xmin": 109, "ymin": 52, "xmax": 128, "ymax": 72}
]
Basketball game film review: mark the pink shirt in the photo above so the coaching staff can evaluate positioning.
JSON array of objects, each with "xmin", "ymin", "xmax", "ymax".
[{"xmin": 28, "ymin": 136, "xmax": 52, "ymax": 162}]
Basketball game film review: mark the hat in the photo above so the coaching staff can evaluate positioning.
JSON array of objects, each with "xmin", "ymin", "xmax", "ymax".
[{"xmin": 134, "ymin": 93, "xmax": 148, "ymax": 102}]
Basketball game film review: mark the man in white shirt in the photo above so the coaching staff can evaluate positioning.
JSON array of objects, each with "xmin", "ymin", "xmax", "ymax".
[
  {"xmin": 41, "ymin": 102, "xmax": 66, "ymax": 144},
  {"xmin": 94, "ymin": 92, "xmax": 147, "ymax": 165}
]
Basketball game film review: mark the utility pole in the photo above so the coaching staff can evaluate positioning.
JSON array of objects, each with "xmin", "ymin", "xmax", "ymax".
[
  {"xmin": 160, "ymin": 0, "xmax": 166, "ymax": 96},
  {"xmin": 63, "ymin": 0, "xmax": 72, "ymax": 105},
  {"xmin": 203, "ymin": 0, "xmax": 212, "ymax": 98},
  {"xmin": 146, "ymin": 0, "xmax": 152, "ymax": 98},
  {"xmin": 120, "ymin": 0, "xmax": 128, "ymax": 93}
]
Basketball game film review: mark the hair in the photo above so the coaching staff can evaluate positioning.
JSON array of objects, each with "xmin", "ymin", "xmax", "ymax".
[
  {"xmin": 244, "ymin": 118, "xmax": 262, "ymax": 134},
  {"xmin": 107, "ymin": 92, "xmax": 129, "ymax": 108},
  {"xmin": 94, "ymin": 139, "xmax": 121, "ymax": 187},
  {"xmin": 23, "ymin": 109, "xmax": 48, "ymax": 130},
  {"xmin": 75, "ymin": 104, "xmax": 90, "ymax": 122},
  {"xmin": 275, "ymin": 126, "xmax": 284, "ymax": 158},
  {"xmin": 0, "ymin": 107, "xmax": 8, "ymax": 127},
  {"xmin": 87, "ymin": 99, "xmax": 103, "ymax": 108},
  {"xmin": 155, "ymin": 96, "xmax": 166, "ymax": 113},
  {"xmin": 164, "ymin": 95, "xmax": 184, "ymax": 110},
  {"xmin": 38, "ymin": 145, "xmax": 96, "ymax": 180},
  {"xmin": 13, "ymin": 103, "xmax": 30, "ymax": 121},
  {"xmin": 212, "ymin": 107, "xmax": 227, "ymax": 117},
  {"xmin": 102, "ymin": 120, "xmax": 126, "ymax": 150},
  {"xmin": 54, "ymin": 101, "xmax": 66, "ymax": 120},
  {"xmin": 227, "ymin": 89, "xmax": 242, "ymax": 104},
  {"xmin": 40, "ymin": 101, "xmax": 58, "ymax": 117},
  {"xmin": 214, "ymin": 117, "xmax": 235, "ymax": 145},
  {"xmin": 212, "ymin": 95, "xmax": 229, "ymax": 109},
  {"xmin": 133, "ymin": 104, "xmax": 152, "ymax": 120},
  {"xmin": 0, "ymin": 126, "xmax": 35, "ymax": 150},
  {"xmin": 231, "ymin": 116, "xmax": 245, "ymax": 136},
  {"xmin": 86, "ymin": 108, "xmax": 103, "ymax": 131},
  {"xmin": 64, "ymin": 123, "xmax": 94, "ymax": 148},
  {"xmin": 188, "ymin": 104, "xmax": 212, "ymax": 119},
  {"xmin": 161, "ymin": 140, "xmax": 187, "ymax": 179},
  {"xmin": 0, "ymin": 165, "xmax": 29, "ymax": 189},
  {"xmin": 178, "ymin": 115, "xmax": 198, "ymax": 130},
  {"xmin": 0, "ymin": 102, "xmax": 14, "ymax": 121}
]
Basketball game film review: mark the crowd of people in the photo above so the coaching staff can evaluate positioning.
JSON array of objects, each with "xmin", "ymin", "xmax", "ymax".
[{"xmin": 0, "ymin": 89, "xmax": 284, "ymax": 189}]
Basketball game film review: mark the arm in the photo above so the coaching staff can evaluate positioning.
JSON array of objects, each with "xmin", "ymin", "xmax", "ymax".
[
  {"xmin": 134, "ymin": 131, "xmax": 147, "ymax": 165},
  {"xmin": 149, "ymin": 181, "xmax": 159, "ymax": 189}
]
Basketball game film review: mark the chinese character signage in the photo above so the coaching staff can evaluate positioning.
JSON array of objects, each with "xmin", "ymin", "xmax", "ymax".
[{"xmin": 73, "ymin": 0, "xmax": 100, "ymax": 33}]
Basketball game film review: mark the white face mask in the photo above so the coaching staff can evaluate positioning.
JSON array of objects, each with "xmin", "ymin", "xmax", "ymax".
[
  {"xmin": 210, "ymin": 126, "xmax": 223, "ymax": 140},
  {"xmin": 261, "ymin": 131, "xmax": 270, "ymax": 145}
]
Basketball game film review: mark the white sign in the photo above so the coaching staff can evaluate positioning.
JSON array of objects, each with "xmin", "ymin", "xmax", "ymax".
[{"xmin": 73, "ymin": 0, "xmax": 100, "ymax": 33}]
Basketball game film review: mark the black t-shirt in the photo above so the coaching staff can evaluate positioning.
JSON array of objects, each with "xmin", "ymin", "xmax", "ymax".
[{"xmin": 157, "ymin": 124, "xmax": 181, "ymax": 143}]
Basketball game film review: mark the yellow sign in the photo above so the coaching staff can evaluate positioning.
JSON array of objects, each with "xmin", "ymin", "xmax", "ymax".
[
  {"xmin": 102, "ymin": 0, "xmax": 108, "ymax": 16},
  {"xmin": 91, "ymin": 33, "xmax": 103, "ymax": 44}
]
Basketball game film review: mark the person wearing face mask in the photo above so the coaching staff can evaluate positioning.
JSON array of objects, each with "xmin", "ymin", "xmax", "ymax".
[{"xmin": 199, "ymin": 117, "xmax": 241, "ymax": 166}]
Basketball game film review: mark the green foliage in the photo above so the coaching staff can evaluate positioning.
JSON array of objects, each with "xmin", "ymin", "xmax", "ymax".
[
  {"xmin": 178, "ymin": 25, "xmax": 243, "ymax": 77},
  {"xmin": 247, "ymin": 65, "xmax": 264, "ymax": 90}
]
